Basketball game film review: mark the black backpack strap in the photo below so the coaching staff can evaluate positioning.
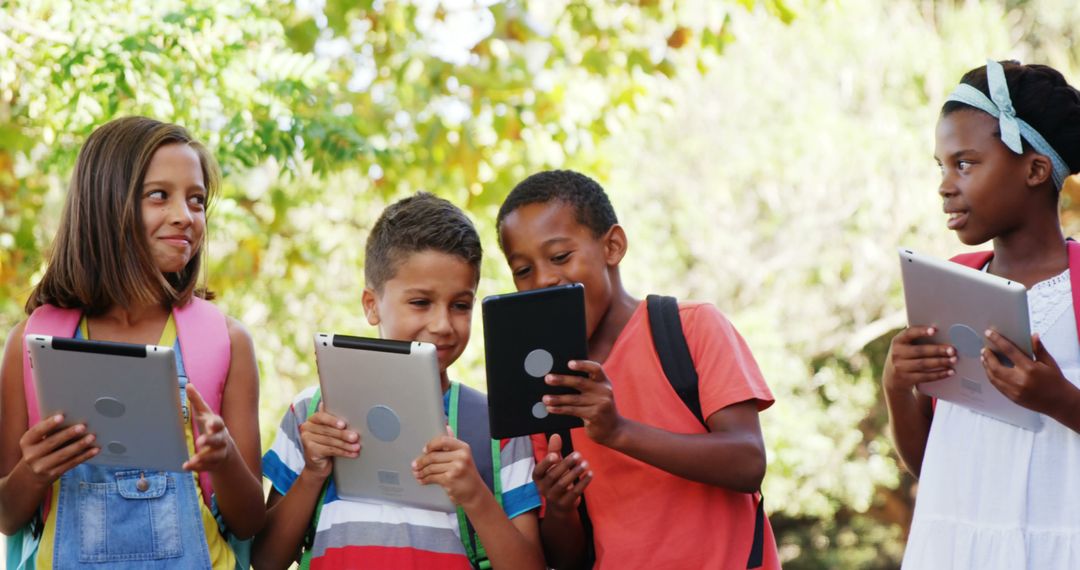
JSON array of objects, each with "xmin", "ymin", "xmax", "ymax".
[
  {"xmin": 645, "ymin": 294, "xmax": 765, "ymax": 568},
  {"xmin": 747, "ymin": 494, "xmax": 765, "ymax": 568},
  {"xmin": 646, "ymin": 295, "xmax": 706, "ymax": 427}
]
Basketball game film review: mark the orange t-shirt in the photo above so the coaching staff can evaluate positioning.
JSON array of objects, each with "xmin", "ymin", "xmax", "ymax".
[{"xmin": 544, "ymin": 301, "xmax": 780, "ymax": 569}]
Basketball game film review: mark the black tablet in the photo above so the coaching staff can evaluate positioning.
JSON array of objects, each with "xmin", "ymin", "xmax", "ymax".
[{"xmin": 482, "ymin": 283, "xmax": 588, "ymax": 439}]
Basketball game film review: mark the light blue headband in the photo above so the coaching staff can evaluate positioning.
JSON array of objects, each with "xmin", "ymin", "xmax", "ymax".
[{"xmin": 945, "ymin": 59, "xmax": 1071, "ymax": 190}]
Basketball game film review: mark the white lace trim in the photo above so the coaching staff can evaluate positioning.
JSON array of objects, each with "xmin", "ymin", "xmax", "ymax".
[{"xmin": 1029, "ymin": 268, "xmax": 1072, "ymax": 334}]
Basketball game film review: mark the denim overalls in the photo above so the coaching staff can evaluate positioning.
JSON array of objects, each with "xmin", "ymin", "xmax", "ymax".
[{"xmin": 49, "ymin": 329, "xmax": 212, "ymax": 569}]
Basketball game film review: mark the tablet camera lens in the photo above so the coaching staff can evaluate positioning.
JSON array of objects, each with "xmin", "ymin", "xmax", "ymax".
[
  {"xmin": 367, "ymin": 405, "xmax": 402, "ymax": 442},
  {"xmin": 947, "ymin": 324, "xmax": 983, "ymax": 358},
  {"xmin": 524, "ymin": 349, "xmax": 554, "ymax": 378},
  {"xmin": 94, "ymin": 397, "xmax": 126, "ymax": 418}
]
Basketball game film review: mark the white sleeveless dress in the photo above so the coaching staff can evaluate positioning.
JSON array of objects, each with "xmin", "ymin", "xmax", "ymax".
[{"xmin": 903, "ymin": 269, "xmax": 1080, "ymax": 569}]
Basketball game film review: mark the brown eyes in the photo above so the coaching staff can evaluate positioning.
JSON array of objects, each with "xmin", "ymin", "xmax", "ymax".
[{"xmin": 144, "ymin": 190, "xmax": 206, "ymax": 207}]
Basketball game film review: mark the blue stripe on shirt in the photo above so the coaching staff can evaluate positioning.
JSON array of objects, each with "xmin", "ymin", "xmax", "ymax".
[
  {"xmin": 502, "ymin": 481, "xmax": 541, "ymax": 519},
  {"xmin": 263, "ymin": 450, "xmax": 298, "ymax": 497}
]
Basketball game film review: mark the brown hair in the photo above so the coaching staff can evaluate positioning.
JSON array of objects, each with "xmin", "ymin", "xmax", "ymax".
[
  {"xmin": 25, "ymin": 116, "xmax": 220, "ymax": 315},
  {"xmin": 364, "ymin": 192, "xmax": 482, "ymax": 292}
]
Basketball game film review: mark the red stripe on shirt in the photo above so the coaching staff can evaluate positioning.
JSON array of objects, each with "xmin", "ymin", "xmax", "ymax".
[{"xmin": 311, "ymin": 545, "xmax": 474, "ymax": 570}]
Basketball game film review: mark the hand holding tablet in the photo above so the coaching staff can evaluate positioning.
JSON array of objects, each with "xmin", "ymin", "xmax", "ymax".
[
  {"xmin": 313, "ymin": 333, "xmax": 454, "ymax": 512},
  {"xmin": 541, "ymin": 359, "xmax": 623, "ymax": 446},
  {"xmin": 898, "ymin": 248, "xmax": 1043, "ymax": 430},
  {"xmin": 482, "ymin": 284, "xmax": 589, "ymax": 439},
  {"xmin": 27, "ymin": 334, "xmax": 189, "ymax": 471}
]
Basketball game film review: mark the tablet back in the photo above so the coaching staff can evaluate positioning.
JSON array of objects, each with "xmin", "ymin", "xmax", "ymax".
[
  {"xmin": 313, "ymin": 334, "xmax": 453, "ymax": 512},
  {"xmin": 899, "ymin": 248, "xmax": 1042, "ymax": 430},
  {"xmin": 27, "ymin": 335, "xmax": 189, "ymax": 471},
  {"xmin": 482, "ymin": 283, "xmax": 588, "ymax": 439}
]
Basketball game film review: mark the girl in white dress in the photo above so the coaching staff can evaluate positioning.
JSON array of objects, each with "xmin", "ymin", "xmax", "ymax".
[{"xmin": 883, "ymin": 60, "xmax": 1080, "ymax": 569}]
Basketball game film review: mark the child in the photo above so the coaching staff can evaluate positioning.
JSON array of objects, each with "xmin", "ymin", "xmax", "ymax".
[
  {"xmin": 495, "ymin": 170, "xmax": 781, "ymax": 569},
  {"xmin": 883, "ymin": 60, "xmax": 1080, "ymax": 569},
  {"xmin": 0, "ymin": 116, "xmax": 265, "ymax": 569},
  {"xmin": 254, "ymin": 192, "xmax": 544, "ymax": 570}
]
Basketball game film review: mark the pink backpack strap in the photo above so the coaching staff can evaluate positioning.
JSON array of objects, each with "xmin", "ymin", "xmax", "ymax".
[
  {"xmin": 949, "ymin": 251, "xmax": 994, "ymax": 269},
  {"xmin": 174, "ymin": 297, "xmax": 229, "ymax": 417},
  {"xmin": 173, "ymin": 296, "xmax": 231, "ymax": 505},
  {"xmin": 22, "ymin": 305, "xmax": 82, "ymax": 428},
  {"xmin": 1069, "ymin": 241, "xmax": 1080, "ymax": 341}
]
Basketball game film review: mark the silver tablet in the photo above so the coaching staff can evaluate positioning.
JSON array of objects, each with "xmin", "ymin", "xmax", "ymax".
[
  {"xmin": 313, "ymin": 333, "xmax": 454, "ymax": 512},
  {"xmin": 26, "ymin": 334, "xmax": 189, "ymax": 471},
  {"xmin": 899, "ymin": 248, "xmax": 1042, "ymax": 430}
]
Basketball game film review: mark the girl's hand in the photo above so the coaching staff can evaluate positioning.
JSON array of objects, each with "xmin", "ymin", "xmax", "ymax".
[
  {"xmin": 983, "ymin": 331, "xmax": 1074, "ymax": 415},
  {"xmin": 542, "ymin": 360, "xmax": 624, "ymax": 447},
  {"xmin": 18, "ymin": 413, "xmax": 99, "ymax": 485},
  {"xmin": 532, "ymin": 433, "xmax": 592, "ymax": 517},
  {"xmin": 884, "ymin": 327, "xmax": 957, "ymax": 393},
  {"xmin": 183, "ymin": 383, "xmax": 234, "ymax": 473},
  {"xmin": 412, "ymin": 427, "xmax": 486, "ymax": 507},
  {"xmin": 298, "ymin": 402, "xmax": 361, "ymax": 480}
]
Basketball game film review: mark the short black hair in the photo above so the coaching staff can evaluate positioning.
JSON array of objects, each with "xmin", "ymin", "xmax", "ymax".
[
  {"xmin": 942, "ymin": 60, "xmax": 1080, "ymax": 175},
  {"xmin": 495, "ymin": 170, "xmax": 619, "ymax": 249},
  {"xmin": 364, "ymin": 192, "xmax": 482, "ymax": 291}
]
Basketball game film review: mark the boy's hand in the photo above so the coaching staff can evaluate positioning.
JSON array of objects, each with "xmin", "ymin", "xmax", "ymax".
[
  {"xmin": 983, "ymin": 331, "xmax": 1075, "ymax": 416},
  {"xmin": 532, "ymin": 433, "xmax": 592, "ymax": 517},
  {"xmin": 883, "ymin": 327, "xmax": 957, "ymax": 394},
  {"xmin": 183, "ymin": 383, "xmax": 235, "ymax": 473},
  {"xmin": 542, "ymin": 360, "xmax": 625, "ymax": 447},
  {"xmin": 298, "ymin": 402, "xmax": 361, "ymax": 480},
  {"xmin": 412, "ymin": 427, "xmax": 486, "ymax": 507},
  {"xmin": 19, "ymin": 413, "xmax": 99, "ymax": 485}
]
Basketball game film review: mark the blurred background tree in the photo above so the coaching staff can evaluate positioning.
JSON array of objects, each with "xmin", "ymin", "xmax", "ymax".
[{"xmin": 2, "ymin": 0, "xmax": 1078, "ymax": 567}]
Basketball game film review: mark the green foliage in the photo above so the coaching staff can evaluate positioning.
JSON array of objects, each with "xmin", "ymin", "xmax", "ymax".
[
  {"xmin": 603, "ymin": 0, "xmax": 1080, "ymax": 566},
  {"xmin": 3, "ymin": 1, "xmax": 1078, "ymax": 567}
]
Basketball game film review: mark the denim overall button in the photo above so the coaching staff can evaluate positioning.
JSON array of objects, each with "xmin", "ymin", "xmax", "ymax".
[{"xmin": 115, "ymin": 470, "xmax": 167, "ymax": 498}]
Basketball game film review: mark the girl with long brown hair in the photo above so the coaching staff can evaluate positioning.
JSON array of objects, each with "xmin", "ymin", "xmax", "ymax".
[{"xmin": 0, "ymin": 116, "xmax": 264, "ymax": 569}]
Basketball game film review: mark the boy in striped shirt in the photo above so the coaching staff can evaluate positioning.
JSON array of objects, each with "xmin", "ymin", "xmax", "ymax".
[{"xmin": 254, "ymin": 193, "xmax": 544, "ymax": 570}]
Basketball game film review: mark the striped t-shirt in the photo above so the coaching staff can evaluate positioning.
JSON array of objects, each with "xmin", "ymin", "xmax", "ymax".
[{"xmin": 263, "ymin": 385, "xmax": 541, "ymax": 570}]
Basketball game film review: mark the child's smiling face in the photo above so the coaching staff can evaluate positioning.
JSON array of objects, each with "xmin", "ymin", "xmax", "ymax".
[
  {"xmin": 362, "ymin": 249, "xmax": 478, "ymax": 380},
  {"xmin": 140, "ymin": 143, "xmax": 208, "ymax": 274},
  {"xmin": 935, "ymin": 109, "xmax": 1043, "ymax": 246},
  {"xmin": 498, "ymin": 200, "xmax": 625, "ymax": 340}
]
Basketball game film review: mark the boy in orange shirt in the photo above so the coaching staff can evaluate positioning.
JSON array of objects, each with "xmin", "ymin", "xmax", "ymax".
[{"xmin": 496, "ymin": 170, "xmax": 781, "ymax": 569}]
